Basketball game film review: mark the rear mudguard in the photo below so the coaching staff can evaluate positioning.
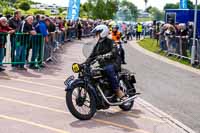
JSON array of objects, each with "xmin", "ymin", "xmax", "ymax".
[{"xmin": 65, "ymin": 79, "xmax": 101, "ymax": 104}]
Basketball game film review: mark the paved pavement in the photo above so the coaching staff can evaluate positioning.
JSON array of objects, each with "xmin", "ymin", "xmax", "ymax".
[{"xmin": 0, "ymin": 38, "xmax": 195, "ymax": 133}]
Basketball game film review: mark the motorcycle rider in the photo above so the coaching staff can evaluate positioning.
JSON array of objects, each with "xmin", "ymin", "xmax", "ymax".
[
  {"xmin": 86, "ymin": 25, "xmax": 126, "ymax": 100},
  {"xmin": 111, "ymin": 25, "xmax": 126, "ymax": 64}
]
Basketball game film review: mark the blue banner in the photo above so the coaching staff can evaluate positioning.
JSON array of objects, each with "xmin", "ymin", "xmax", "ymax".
[
  {"xmin": 67, "ymin": 0, "xmax": 81, "ymax": 20},
  {"xmin": 180, "ymin": 0, "xmax": 188, "ymax": 9}
]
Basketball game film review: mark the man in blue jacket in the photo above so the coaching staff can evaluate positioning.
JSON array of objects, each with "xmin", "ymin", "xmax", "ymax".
[{"xmin": 30, "ymin": 15, "xmax": 49, "ymax": 69}]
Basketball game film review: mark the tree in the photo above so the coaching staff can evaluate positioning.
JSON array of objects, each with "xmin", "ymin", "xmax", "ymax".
[
  {"xmin": 34, "ymin": 9, "xmax": 45, "ymax": 15},
  {"xmin": 14, "ymin": 0, "xmax": 31, "ymax": 9},
  {"xmin": 105, "ymin": 0, "xmax": 118, "ymax": 19},
  {"xmin": 146, "ymin": 6, "xmax": 152, "ymax": 13},
  {"xmin": 3, "ymin": 7, "xmax": 14, "ymax": 15},
  {"xmin": 80, "ymin": 0, "xmax": 93, "ymax": 18},
  {"xmin": 187, "ymin": 0, "xmax": 194, "ymax": 9},
  {"xmin": 58, "ymin": 7, "xmax": 64, "ymax": 14},
  {"xmin": 149, "ymin": 7, "xmax": 164, "ymax": 21},
  {"xmin": 80, "ymin": 0, "xmax": 119, "ymax": 20},
  {"xmin": 93, "ymin": 0, "xmax": 106, "ymax": 19},
  {"xmin": 164, "ymin": 3, "xmax": 179, "ymax": 9},
  {"xmin": 19, "ymin": 1, "xmax": 30, "ymax": 11},
  {"xmin": 80, "ymin": 0, "xmax": 138, "ymax": 20},
  {"xmin": 164, "ymin": 0, "xmax": 194, "ymax": 9},
  {"xmin": 121, "ymin": 0, "xmax": 138, "ymax": 21}
]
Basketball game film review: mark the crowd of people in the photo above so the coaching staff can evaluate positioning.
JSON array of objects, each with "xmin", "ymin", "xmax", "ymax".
[
  {"xmin": 3, "ymin": 9, "xmax": 197, "ymax": 73},
  {"xmin": 124, "ymin": 20, "xmax": 199, "ymax": 63},
  {"xmin": 0, "ymin": 10, "xmax": 96, "ymax": 72},
  {"xmin": 143, "ymin": 20, "xmax": 200, "ymax": 65},
  {"xmin": 0, "ymin": 9, "xmax": 153, "ymax": 73},
  {"xmin": 156, "ymin": 22, "xmax": 194, "ymax": 57}
]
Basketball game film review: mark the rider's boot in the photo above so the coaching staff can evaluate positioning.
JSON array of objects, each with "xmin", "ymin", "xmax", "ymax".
[{"xmin": 116, "ymin": 89, "xmax": 127, "ymax": 101}]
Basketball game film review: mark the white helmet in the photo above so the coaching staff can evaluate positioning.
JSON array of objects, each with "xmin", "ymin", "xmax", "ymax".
[{"xmin": 91, "ymin": 24, "xmax": 109, "ymax": 38}]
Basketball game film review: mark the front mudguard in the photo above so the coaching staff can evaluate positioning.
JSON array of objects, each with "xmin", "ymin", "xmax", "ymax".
[{"xmin": 65, "ymin": 78, "xmax": 100, "ymax": 103}]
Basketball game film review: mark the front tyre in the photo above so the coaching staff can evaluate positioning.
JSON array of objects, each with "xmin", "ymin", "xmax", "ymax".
[{"xmin": 66, "ymin": 84, "xmax": 96, "ymax": 120}]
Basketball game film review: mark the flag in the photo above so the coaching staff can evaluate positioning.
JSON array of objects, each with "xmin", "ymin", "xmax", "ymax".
[
  {"xmin": 180, "ymin": 0, "xmax": 188, "ymax": 9},
  {"xmin": 67, "ymin": 0, "xmax": 80, "ymax": 20}
]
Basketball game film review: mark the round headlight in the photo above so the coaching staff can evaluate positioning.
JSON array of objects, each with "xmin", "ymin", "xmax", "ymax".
[{"xmin": 72, "ymin": 63, "xmax": 80, "ymax": 73}]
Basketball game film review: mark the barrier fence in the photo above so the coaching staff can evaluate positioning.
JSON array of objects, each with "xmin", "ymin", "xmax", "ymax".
[
  {"xmin": 160, "ymin": 35, "xmax": 200, "ymax": 65},
  {"xmin": 0, "ymin": 27, "xmax": 93, "ymax": 70},
  {"xmin": 0, "ymin": 33, "xmax": 44, "ymax": 65}
]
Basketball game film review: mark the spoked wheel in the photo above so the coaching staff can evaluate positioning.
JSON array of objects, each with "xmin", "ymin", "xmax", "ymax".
[
  {"xmin": 118, "ymin": 79, "xmax": 134, "ymax": 111},
  {"xmin": 66, "ymin": 84, "xmax": 96, "ymax": 120}
]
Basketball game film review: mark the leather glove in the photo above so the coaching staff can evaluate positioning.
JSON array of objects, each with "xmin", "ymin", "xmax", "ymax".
[{"xmin": 97, "ymin": 55, "xmax": 104, "ymax": 62}]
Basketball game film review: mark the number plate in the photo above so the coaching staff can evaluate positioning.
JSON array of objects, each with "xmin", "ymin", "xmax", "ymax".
[{"xmin": 64, "ymin": 75, "xmax": 75, "ymax": 87}]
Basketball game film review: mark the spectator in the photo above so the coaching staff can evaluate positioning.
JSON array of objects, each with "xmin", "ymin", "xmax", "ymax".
[
  {"xmin": 67, "ymin": 20, "xmax": 73, "ymax": 41},
  {"xmin": 58, "ymin": 17, "xmax": 65, "ymax": 44},
  {"xmin": 32, "ymin": 15, "xmax": 49, "ymax": 68},
  {"xmin": 6, "ymin": 14, "xmax": 12, "ymax": 20},
  {"xmin": 71, "ymin": 21, "xmax": 77, "ymax": 38},
  {"xmin": 29, "ymin": 15, "xmax": 41, "ymax": 69},
  {"xmin": 126, "ymin": 24, "xmax": 132, "ymax": 40},
  {"xmin": 188, "ymin": 22, "xmax": 194, "ymax": 54},
  {"xmin": 45, "ymin": 18, "xmax": 56, "ymax": 63},
  {"xmin": 158, "ymin": 24, "xmax": 167, "ymax": 51},
  {"xmin": 47, "ymin": 18, "xmax": 56, "ymax": 49},
  {"xmin": 164, "ymin": 25, "xmax": 176, "ymax": 53},
  {"xmin": 136, "ymin": 23, "xmax": 143, "ymax": 40},
  {"xmin": 178, "ymin": 23, "xmax": 188, "ymax": 56},
  {"xmin": 8, "ymin": 10, "xmax": 21, "ymax": 67},
  {"xmin": 33, "ymin": 14, "xmax": 40, "ymax": 27},
  {"xmin": 0, "ymin": 17, "xmax": 14, "ymax": 71},
  {"xmin": 77, "ymin": 20, "xmax": 82, "ymax": 40},
  {"xmin": 130, "ymin": 24, "xmax": 135, "ymax": 38},
  {"xmin": 63, "ymin": 19, "xmax": 68, "ymax": 41},
  {"xmin": 17, "ymin": 15, "xmax": 36, "ymax": 70}
]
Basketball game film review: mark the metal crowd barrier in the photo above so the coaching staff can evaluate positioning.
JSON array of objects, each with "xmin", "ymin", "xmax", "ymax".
[
  {"xmin": 0, "ymin": 32, "xmax": 44, "ymax": 67},
  {"xmin": 163, "ymin": 35, "xmax": 200, "ymax": 64},
  {"xmin": 45, "ymin": 32, "xmax": 57, "ymax": 63},
  {"xmin": 0, "ymin": 28, "xmax": 93, "ymax": 69}
]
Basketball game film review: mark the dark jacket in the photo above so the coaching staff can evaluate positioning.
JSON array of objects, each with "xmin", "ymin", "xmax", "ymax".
[
  {"xmin": 17, "ymin": 21, "xmax": 34, "ymax": 46},
  {"xmin": 48, "ymin": 22, "xmax": 56, "ymax": 33},
  {"xmin": 8, "ymin": 17, "xmax": 21, "ymax": 30},
  {"xmin": 87, "ymin": 37, "xmax": 121, "ymax": 71}
]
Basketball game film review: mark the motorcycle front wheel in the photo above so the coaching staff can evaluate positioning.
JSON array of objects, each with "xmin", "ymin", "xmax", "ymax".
[{"xmin": 66, "ymin": 83, "xmax": 96, "ymax": 120}]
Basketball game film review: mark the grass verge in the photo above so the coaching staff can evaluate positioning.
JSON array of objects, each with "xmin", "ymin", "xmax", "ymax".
[{"xmin": 138, "ymin": 38, "xmax": 191, "ymax": 66}]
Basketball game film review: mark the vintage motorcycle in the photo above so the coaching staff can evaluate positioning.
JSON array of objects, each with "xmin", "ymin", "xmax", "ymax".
[{"xmin": 64, "ymin": 58, "xmax": 139, "ymax": 120}]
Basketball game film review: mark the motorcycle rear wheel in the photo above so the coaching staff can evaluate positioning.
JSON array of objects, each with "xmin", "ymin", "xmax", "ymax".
[
  {"xmin": 119, "ymin": 77, "xmax": 135, "ymax": 111},
  {"xmin": 119, "ymin": 101, "xmax": 134, "ymax": 111}
]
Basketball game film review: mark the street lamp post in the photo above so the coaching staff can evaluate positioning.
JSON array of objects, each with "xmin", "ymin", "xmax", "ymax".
[{"xmin": 191, "ymin": 0, "xmax": 198, "ymax": 65}]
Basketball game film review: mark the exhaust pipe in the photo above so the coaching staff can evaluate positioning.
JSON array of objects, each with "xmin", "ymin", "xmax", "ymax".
[
  {"xmin": 97, "ymin": 86, "xmax": 139, "ymax": 106},
  {"xmin": 122, "ymin": 95, "xmax": 137, "ymax": 104}
]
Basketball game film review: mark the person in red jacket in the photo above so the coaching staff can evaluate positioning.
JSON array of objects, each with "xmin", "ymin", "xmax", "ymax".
[{"xmin": 0, "ymin": 17, "xmax": 15, "ymax": 71}]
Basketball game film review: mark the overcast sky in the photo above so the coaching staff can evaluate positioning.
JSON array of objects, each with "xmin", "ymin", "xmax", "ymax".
[{"xmin": 32, "ymin": 0, "xmax": 200, "ymax": 10}]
